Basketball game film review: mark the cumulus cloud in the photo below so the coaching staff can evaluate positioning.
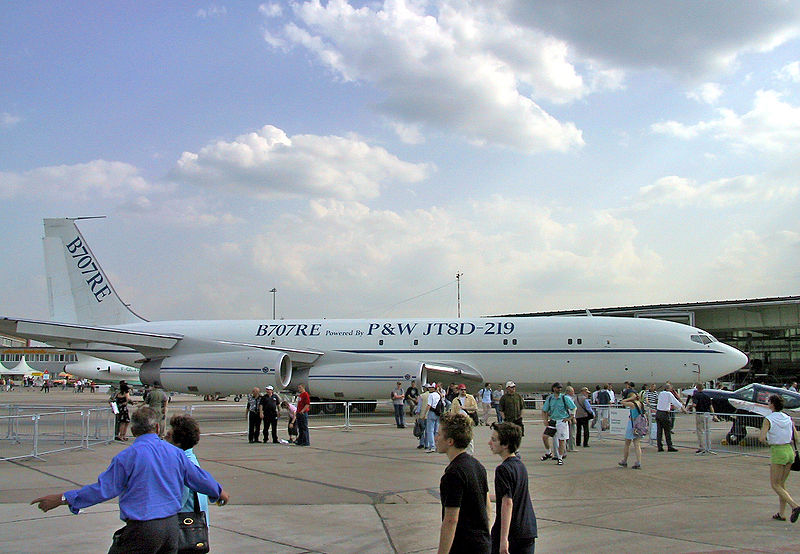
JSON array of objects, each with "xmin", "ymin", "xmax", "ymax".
[
  {"xmin": 637, "ymin": 174, "xmax": 800, "ymax": 208},
  {"xmin": 196, "ymin": 5, "xmax": 227, "ymax": 19},
  {"xmin": 171, "ymin": 124, "xmax": 430, "ymax": 200},
  {"xmin": 713, "ymin": 229, "xmax": 800, "ymax": 296},
  {"xmin": 651, "ymin": 90, "xmax": 800, "ymax": 152},
  {"xmin": 0, "ymin": 160, "xmax": 153, "ymax": 200},
  {"xmin": 506, "ymin": 1, "xmax": 800, "ymax": 81},
  {"xmin": 1, "ymin": 112, "xmax": 22, "ymax": 128},
  {"xmin": 248, "ymin": 197, "xmax": 662, "ymax": 317},
  {"xmin": 776, "ymin": 61, "xmax": 800, "ymax": 82},
  {"xmin": 687, "ymin": 83, "xmax": 723, "ymax": 104},
  {"xmin": 264, "ymin": 0, "xmax": 587, "ymax": 152}
]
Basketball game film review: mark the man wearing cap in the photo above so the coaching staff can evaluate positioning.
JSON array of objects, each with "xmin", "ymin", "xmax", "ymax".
[
  {"xmin": 423, "ymin": 382, "xmax": 443, "ymax": 453},
  {"xmin": 415, "ymin": 383, "xmax": 432, "ymax": 449},
  {"xmin": 260, "ymin": 385, "xmax": 281, "ymax": 444},
  {"xmin": 498, "ymin": 381, "xmax": 525, "ymax": 436},
  {"xmin": 541, "ymin": 382, "xmax": 576, "ymax": 465},
  {"xmin": 450, "ymin": 384, "xmax": 479, "ymax": 426},
  {"xmin": 391, "ymin": 381, "xmax": 406, "ymax": 428}
]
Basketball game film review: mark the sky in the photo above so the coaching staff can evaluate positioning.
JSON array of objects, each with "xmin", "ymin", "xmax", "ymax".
[{"xmin": 1, "ymin": 1, "xmax": 800, "ymax": 323}]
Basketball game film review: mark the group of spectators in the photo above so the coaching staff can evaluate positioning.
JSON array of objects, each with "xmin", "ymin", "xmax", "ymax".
[{"xmin": 245, "ymin": 382, "xmax": 310, "ymax": 446}]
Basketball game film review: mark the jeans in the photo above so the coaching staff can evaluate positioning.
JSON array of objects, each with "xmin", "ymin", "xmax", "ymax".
[
  {"xmin": 393, "ymin": 404, "xmax": 405, "ymax": 427},
  {"xmin": 493, "ymin": 403, "xmax": 503, "ymax": 423},
  {"xmin": 425, "ymin": 412, "xmax": 439, "ymax": 449},
  {"xmin": 296, "ymin": 412, "xmax": 310, "ymax": 446}
]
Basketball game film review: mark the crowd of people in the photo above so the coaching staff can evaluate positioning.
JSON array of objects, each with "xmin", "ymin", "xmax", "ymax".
[{"xmin": 245, "ymin": 382, "xmax": 310, "ymax": 446}]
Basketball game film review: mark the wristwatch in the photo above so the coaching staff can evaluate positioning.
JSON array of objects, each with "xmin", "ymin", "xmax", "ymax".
[{"xmin": 61, "ymin": 494, "xmax": 67, "ymax": 504}]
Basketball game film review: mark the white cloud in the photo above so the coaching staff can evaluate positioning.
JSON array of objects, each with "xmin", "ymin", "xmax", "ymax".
[
  {"xmin": 258, "ymin": 3, "xmax": 282, "ymax": 18},
  {"xmin": 0, "ymin": 160, "xmax": 153, "ymax": 201},
  {"xmin": 196, "ymin": 5, "xmax": 227, "ymax": 19},
  {"xmin": 248, "ymin": 197, "xmax": 663, "ymax": 317},
  {"xmin": 171, "ymin": 124, "xmax": 430, "ymax": 200},
  {"xmin": 637, "ymin": 174, "xmax": 800, "ymax": 208},
  {"xmin": 265, "ymin": 0, "xmax": 587, "ymax": 153},
  {"xmin": 776, "ymin": 61, "xmax": 800, "ymax": 82},
  {"xmin": 687, "ymin": 83, "xmax": 723, "ymax": 105},
  {"xmin": 1, "ymin": 112, "xmax": 22, "ymax": 128},
  {"xmin": 651, "ymin": 90, "xmax": 800, "ymax": 153},
  {"xmin": 506, "ymin": 1, "xmax": 800, "ymax": 81}
]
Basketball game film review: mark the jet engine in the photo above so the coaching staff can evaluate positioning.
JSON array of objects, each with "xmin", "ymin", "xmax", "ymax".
[
  {"xmin": 140, "ymin": 350, "xmax": 291, "ymax": 395},
  {"xmin": 303, "ymin": 360, "xmax": 425, "ymax": 400}
]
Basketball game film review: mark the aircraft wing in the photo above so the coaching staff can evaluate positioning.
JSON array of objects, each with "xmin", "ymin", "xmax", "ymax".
[
  {"xmin": 729, "ymin": 398, "xmax": 772, "ymax": 417},
  {"xmin": 0, "ymin": 317, "xmax": 324, "ymax": 364}
]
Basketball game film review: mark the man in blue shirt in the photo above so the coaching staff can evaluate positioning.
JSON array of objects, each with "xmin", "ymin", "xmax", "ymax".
[{"xmin": 31, "ymin": 406, "xmax": 230, "ymax": 553}]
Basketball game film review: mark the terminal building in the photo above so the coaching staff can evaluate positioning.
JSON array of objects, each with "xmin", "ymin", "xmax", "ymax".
[{"xmin": 506, "ymin": 296, "xmax": 800, "ymax": 386}]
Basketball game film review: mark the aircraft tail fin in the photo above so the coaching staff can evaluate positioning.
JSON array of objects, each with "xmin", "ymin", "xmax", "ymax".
[{"xmin": 43, "ymin": 218, "xmax": 145, "ymax": 326}]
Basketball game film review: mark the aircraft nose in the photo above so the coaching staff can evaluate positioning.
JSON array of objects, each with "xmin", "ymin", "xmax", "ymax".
[{"xmin": 723, "ymin": 343, "xmax": 748, "ymax": 371}]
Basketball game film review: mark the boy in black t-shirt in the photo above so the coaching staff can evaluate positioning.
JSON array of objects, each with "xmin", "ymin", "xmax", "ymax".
[
  {"xmin": 436, "ymin": 412, "xmax": 491, "ymax": 553},
  {"xmin": 488, "ymin": 422, "xmax": 537, "ymax": 554}
]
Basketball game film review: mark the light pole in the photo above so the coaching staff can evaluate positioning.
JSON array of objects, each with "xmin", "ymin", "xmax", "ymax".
[
  {"xmin": 456, "ymin": 272, "xmax": 463, "ymax": 318},
  {"xmin": 270, "ymin": 288, "xmax": 277, "ymax": 320}
]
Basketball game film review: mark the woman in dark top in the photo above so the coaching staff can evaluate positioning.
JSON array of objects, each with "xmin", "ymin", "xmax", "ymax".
[
  {"xmin": 488, "ymin": 422, "xmax": 537, "ymax": 554},
  {"xmin": 115, "ymin": 382, "xmax": 132, "ymax": 441}
]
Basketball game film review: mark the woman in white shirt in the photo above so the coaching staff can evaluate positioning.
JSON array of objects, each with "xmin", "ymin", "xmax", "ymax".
[{"xmin": 759, "ymin": 394, "xmax": 800, "ymax": 522}]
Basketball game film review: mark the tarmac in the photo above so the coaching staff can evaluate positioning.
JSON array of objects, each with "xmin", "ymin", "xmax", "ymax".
[{"xmin": 2, "ymin": 389, "xmax": 800, "ymax": 553}]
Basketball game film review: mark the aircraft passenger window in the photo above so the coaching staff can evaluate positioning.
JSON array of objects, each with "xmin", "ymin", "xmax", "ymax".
[
  {"xmin": 577, "ymin": 338, "xmax": 582, "ymax": 345},
  {"xmin": 379, "ymin": 339, "xmax": 384, "ymax": 345},
  {"xmin": 503, "ymin": 339, "xmax": 508, "ymax": 345},
  {"xmin": 512, "ymin": 339, "xmax": 517, "ymax": 345},
  {"xmin": 413, "ymin": 339, "xmax": 418, "ymax": 345},
  {"xmin": 568, "ymin": 338, "xmax": 573, "ymax": 345}
]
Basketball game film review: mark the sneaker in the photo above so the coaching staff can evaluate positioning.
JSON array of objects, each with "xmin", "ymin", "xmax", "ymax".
[
  {"xmin": 556, "ymin": 459, "xmax": 564, "ymax": 465},
  {"xmin": 791, "ymin": 506, "xmax": 800, "ymax": 523},
  {"xmin": 426, "ymin": 448, "xmax": 436, "ymax": 453},
  {"xmin": 416, "ymin": 445, "xmax": 425, "ymax": 449},
  {"xmin": 541, "ymin": 453, "xmax": 553, "ymax": 461},
  {"xmin": 631, "ymin": 464, "xmax": 641, "ymax": 470},
  {"xmin": 618, "ymin": 461, "xmax": 627, "ymax": 468}
]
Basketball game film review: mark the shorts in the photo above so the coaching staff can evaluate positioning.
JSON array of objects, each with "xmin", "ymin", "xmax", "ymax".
[
  {"xmin": 771, "ymin": 443, "xmax": 795, "ymax": 465},
  {"xmin": 555, "ymin": 420, "xmax": 569, "ymax": 441}
]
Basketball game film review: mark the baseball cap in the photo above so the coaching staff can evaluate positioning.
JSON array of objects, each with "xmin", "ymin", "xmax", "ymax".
[
  {"xmin": 506, "ymin": 381, "xmax": 516, "ymax": 388},
  {"xmin": 458, "ymin": 384, "xmax": 466, "ymax": 390},
  {"xmin": 266, "ymin": 385, "xmax": 274, "ymax": 390},
  {"xmin": 551, "ymin": 382, "xmax": 562, "ymax": 390}
]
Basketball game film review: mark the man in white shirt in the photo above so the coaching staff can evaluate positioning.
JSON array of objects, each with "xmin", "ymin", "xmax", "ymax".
[
  {"xmin": 423, "ymin": 383, "xmax": 442, "ymax": 453},
  {"xmin": 655, "ymin": 384, "xmax": 687, "ymax": 452}
]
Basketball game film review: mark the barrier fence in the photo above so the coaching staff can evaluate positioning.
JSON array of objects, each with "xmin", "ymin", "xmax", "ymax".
[
  {"xmin": 3, "ymin": 400, "xmax": 791, "ymax": 461},
  {"xmin": 1, "ymin": 405, "xmax": 115, "ymax": 461}
]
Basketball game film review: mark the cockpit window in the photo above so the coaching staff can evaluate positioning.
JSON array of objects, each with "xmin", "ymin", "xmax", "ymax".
[
  {"xmin": 691, "ymin": 335, "xmax": 703, "ymax": 344},
  {"xmin": 691, "ymin": 334, "xmax": 715, "ymax": 345}
]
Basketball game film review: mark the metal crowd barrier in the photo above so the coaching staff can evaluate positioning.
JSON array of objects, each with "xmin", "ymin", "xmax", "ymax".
[
  {"xmin": 587, "ymin": 405, "xmax": 795, "ymax": 458},
  {"xmin": 0, "ymin": 406, "xmax": 115, "ymax": 461}
]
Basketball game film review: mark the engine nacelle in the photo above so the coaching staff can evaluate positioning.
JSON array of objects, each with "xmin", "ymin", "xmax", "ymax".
[
  {"xmin": 140, "ymin": 350, "xmax": 291, "ymax": 396},
  {"xmin": 304, "ymin": 360, "xmax": 424, "ymax": 400}
]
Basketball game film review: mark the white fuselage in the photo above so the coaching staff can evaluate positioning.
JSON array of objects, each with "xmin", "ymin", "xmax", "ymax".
[{"xmin": 74, "ymin": 315, "xmax": 747, "ymax": 397}]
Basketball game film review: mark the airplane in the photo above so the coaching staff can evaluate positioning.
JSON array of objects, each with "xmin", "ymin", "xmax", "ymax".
[
  {"xmin": 65, "ymin": 353, "xmax": 142, "ymax": 386},
  {"xmin": 690, "ymin": 383, "xmax": 800, "ymax": 444},
  {"xmin": 0, "ymin": 217, "xmax": 748, "ymax": 404}
]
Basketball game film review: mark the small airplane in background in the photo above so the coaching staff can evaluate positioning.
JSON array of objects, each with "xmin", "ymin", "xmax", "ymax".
[
  {"xmin": 0, "ymin": 217, "xmax": 748, "ymax": 402},
  {"xmin": 65, "ymin": 354, "xmax": 142, "ymax": 386},
  {"xmin": 695, "ymin": 383, "xmax": 800, "ymax": 444}
]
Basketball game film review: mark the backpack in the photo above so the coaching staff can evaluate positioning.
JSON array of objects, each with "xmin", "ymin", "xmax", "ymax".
[
  {"xmin": 597, "ymin": 390, "xmax": 611, "ymax": 405},
  {"xmin": 432, "ymin": 394, "xmax": 445, "ymax": 417},
  {"xmin": 631, "ymin": 404, "xmax": 648, "ymax": 438}
]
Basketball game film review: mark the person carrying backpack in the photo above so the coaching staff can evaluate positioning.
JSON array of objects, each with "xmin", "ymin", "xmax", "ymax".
[
  {"xmin": 596, "ymin": 385, "xmax": 612, "ymax": 431},
  {"xmin": 618, "ymin": 392, "xmax": 646, "ymax": 469}
]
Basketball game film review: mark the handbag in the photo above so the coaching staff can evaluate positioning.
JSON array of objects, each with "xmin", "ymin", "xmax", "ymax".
[
  {"xmin": 792, "ymin": 436, "xmax": 800, "ymax": 472},
  {"xmin": 177, "ymin": 491, "xmax": 210, "ymax": 553},
  {"xmin": 544, "ymin": 419, "xmax": 557, "ymax": 437}
]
